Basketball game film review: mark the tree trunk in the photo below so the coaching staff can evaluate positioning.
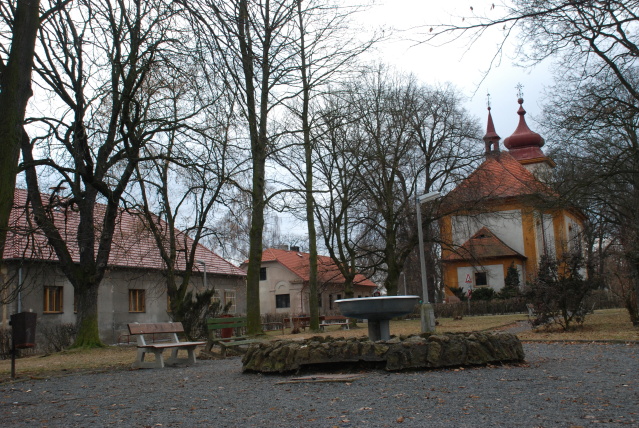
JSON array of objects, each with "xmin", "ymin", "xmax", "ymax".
[
  {"xmin": 0, "ymin": 0, "xmax": 40, "ymax": 259},
  {"xmin": 297, "ymin": 0, "xmax": 319, "ymax": 332},
  {"xmin": 72, "ymin": 282, "xmax": 104, "ymax": 348}
]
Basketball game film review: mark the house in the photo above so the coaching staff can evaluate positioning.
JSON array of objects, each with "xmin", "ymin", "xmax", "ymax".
[
  {"xmin": 242, "ymin": 247, "xmax": 377, "ymax": 316},
  {"xmin": 0, "ymin": 188, "xmax": 246, "ymax": 345},
  {"xmin": 439, "ymin": 99, "xmax": 586, "ymax": 295}
]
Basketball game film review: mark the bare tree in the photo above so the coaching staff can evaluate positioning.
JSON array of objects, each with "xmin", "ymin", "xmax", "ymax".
[
  {"xmin": 20, "ymin": 0, "xmax": 190, "ymax": 347},
  {"xmin": 130, "ymin": 63, "xmax": 247, "ymax": 332},
  {"xmin": 181, "ymin": 0, "xmax": 301, "ymax": 333},
  {"xmin": 325, "ymin": 66, "xmax": 481, "ymax": 297},
  {"xmin": 0, "ymin": 0, "xmax": 48, "ymax": 268},
  {"xmin": 542, "ymin": 70, "xmax": 639, "ymax": 324}
]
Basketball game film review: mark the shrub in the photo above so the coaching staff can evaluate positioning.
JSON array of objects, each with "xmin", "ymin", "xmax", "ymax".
[
  {"xmin": 497, "ymin": 262, "xmax": 521, "ymax": 299},
  {"xmin": 526, "ymin": 253, "xmax": 596, "ymax": 330},
  {"xmin": 170, "ymin": 289, "xmax": 229, "ymax": 340},
  {"xmin": 471, "ymin": 287, "xmax": 495, "ymax": 301},
  {"xmin": 448, "ymin": 286, "xmax": 467, "ymax": 302},
  {"xmin": 39, "ymin": 323, "xmax": 77, "ymax": 354}
]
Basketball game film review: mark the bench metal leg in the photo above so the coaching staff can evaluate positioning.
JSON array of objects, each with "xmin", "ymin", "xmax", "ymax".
[
  {"xmin": 132, "ymin": 348, "xmax": 165, "ymax": 369},
  {"xmin": 166, "ymin": 347, "xmax": 197, "ymax": 366}
]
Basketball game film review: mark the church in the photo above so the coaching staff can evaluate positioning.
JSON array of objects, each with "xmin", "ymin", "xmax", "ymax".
[{"xmin": 440, "ymin": 97, "xmax": 586, "ymax": 295}]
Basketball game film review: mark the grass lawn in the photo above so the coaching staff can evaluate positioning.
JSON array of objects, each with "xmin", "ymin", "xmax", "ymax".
[{"xmin": 0, "ymin": 308, "xmax": 635, "ymax": 382}]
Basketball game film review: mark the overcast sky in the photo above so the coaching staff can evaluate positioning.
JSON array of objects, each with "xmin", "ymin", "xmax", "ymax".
[{"xmin": 352, "ymin": 0, "xmax": 552, "ymax": 140}]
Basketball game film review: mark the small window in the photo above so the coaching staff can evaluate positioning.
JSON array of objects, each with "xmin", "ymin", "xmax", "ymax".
[
  {"xmin": 129, "ymin": 289, "xmax": 146, "ymax": 313},
  {"xmin": 44, "ymin": 286, "xmax": 63, "ymax": 313},
  {"xmin": 317, "ymin": 293, "xmax": 322, "ymax": 308},
  {"xmin": 224, "ymin": 289, "xmax": 236, "ymax": 314},
  {"xmin": 259, "ymin": 267, "xmax": 267, "ymax": 281},
  {"xmin": 329, "ymin": 294, "xmax": 333, "ymax": 310},
  {"xmin": 475, "ymin": 272, "xmax": 488, "ymax": 286},
  {"xmin": 276, "ymin": 294, "xmax": 290, "ymax": 309}
]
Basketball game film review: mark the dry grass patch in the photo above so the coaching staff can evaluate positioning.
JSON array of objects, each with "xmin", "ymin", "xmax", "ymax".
[
  {"xmin": 0, "ymin": 346, "xmax": 137, "ymax": 382},
  {"xmin": 518, "ymin": 308, "xmax": 639, "ymax": 342},
  {"xmin": 268, "ymin": 313, "xmax": 528, "ymax": 341}
]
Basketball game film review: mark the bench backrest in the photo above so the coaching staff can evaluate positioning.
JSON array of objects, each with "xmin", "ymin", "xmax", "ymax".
[
  {"xmin": 128, "ymin": 322, "xmax": 185, "ymax": 335},
  {"xmin": 207, "ymin": 317, "xmax": 247, "ymax": 331}
]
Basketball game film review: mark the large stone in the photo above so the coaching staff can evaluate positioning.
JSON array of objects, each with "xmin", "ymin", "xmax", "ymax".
[{"xmin": 241, "ymin": 332, "xmax": 525, "ymax": 373}]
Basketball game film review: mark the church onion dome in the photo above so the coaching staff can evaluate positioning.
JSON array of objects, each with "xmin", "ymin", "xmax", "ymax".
[{"xmin": 503, "ymin": 98, "xmax": 545, "ymax": 161}]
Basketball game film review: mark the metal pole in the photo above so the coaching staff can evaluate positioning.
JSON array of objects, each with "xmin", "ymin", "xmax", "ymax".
[
  {"xmin": 416, "ymin": 200, "xmax": 429, "ymax": 304},
  {"xmin": 416, "ymin": 191, "xmax": 440, "ymax": 334},
  {"xmin": 197, "ymin": 260, "xmax": 207, "ymax": 289}
]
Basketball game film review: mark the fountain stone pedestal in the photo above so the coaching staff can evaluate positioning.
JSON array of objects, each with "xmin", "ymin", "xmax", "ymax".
[{"xmin": 335, "ymin": 295, "xmax": 420, "ymax": 341}]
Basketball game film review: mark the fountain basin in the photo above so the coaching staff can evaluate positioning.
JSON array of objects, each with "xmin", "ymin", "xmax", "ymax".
[
  {"xmin": 336, "ymin": 296, "xmax": 420, "ymax": 341},
  {"xmin": 335, "ymin": 295, "xmax": 420, "ymax": 320}
]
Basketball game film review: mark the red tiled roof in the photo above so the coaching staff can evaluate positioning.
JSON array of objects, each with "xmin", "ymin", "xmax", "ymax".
[
  {"xmin": 443, "ymin": 227, "xmax": 526, "ymax": 262},
  {"xmin": 257, "ymin": 248, "xmax": 376, "ymax": 287},
  {"xmin": 3, "ymin": 189, "xmax": 245, "ymax": 277},
  {"xmin": 443, "ymin": 151, "xmax": 555, "ymax": 208}
]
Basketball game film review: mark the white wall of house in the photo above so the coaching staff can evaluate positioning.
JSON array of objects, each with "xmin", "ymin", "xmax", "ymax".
[
  {"xmin": 256, "ymin": 262, "xmax": 375, "ymax": 316},
  {"xmin": 0, "ymin": 262, "xmax": 246, "ymax": 346},
  {"xmin": 452, "ymin": 210, "xmax": 525, "ymax": 254}
]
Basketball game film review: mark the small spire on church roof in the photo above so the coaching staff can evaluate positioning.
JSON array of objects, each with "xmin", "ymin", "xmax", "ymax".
[{"xmin": 483, "ymin": 96, "xmax": 500, "ymax": 155}]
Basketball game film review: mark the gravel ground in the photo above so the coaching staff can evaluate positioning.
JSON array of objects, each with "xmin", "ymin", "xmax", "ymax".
[{"xmin": 0, "ymin": 342, "xmax": 637, "ymax": 427}]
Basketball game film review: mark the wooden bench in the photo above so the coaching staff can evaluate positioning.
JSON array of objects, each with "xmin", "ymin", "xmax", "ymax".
[
  {"xmin": 127, "ymin": 322, "xmax": 205, "ymax": 369},
  {"xmin": 320, "ymin": 316, "xmax": 350, "ymax": 331},
  {"xmin": 283, "ymin": 316, "xmax": 311, "ymax": 330},
  {"xmin": 206, "ymin": 317, "xmax": 261, "ymax": 357}
]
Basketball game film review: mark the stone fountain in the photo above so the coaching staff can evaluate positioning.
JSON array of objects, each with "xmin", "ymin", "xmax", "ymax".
[
  {"xmin": 241, "ymin": 296, "xmax": 525, "ymax": 374},
  {"xmin": 335, "ymin": 295, "xmax": 420, "ymax": 341}
]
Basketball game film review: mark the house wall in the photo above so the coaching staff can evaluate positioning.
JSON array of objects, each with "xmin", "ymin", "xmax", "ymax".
[
  {"xmin": 0, "ymin": 262, "xmax": 246, "ymax": 346},
  {"xmin": 258, "ymin": 261, "xmax": 304, "ymax": 315},
  {"xmin": 256, "ymin": 261, "xmax": 374, "ymax": 316}
]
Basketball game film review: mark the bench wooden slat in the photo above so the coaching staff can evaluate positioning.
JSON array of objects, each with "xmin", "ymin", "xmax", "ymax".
[
  {"xmin": 138, "ymin": 341, "xmax": 205, "ymax": 349},
  {"xmin": 128, "ymin": 322, "xmax": 184, "ymax": 335},
  {"xmin": 207, "ymin": 320, "xmax": 247, "ymax": 329}
]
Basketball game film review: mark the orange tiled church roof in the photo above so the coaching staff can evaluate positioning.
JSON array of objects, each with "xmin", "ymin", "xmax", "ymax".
[{"xmin": 443, "ymin": 150, "xmax": 555, "ymax": 207}]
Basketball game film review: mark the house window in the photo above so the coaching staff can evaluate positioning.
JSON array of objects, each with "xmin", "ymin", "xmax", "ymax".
[
  {"xmin": 129, "ymin": 289, "xmax": 146, "ymax": 313},
  {"xmin": 211, "ymin": 289, "xmax": 221, "ymax": 304},
  {"xmin": 276, "ymin": 294, "xmax": 290, "ymax": 309},
  {"xmin": 224, "ymin": 289, "xmax": 236, "ymax": 314},
  {"xmin": 318, "ymin": 293, "xmax": 322, "ymax": 308},
  {"xmin": 475, "ymin": 272, "xmax": 488, "ymax": 286},
  {"xmin": 43, "ymin": 286, "xmax": 63, "ymax": 313},
  {"xmin": 329, "ymin": 294, "xmax": 333, "ymax": 310},
  {"xmin": 260, "ymin": 267, "xmax": 267, "ymax": 281}
]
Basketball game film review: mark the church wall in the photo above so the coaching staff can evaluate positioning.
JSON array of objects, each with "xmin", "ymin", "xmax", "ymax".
[
  {"xmin": 445, "ymin": 258, "xmax": 524, "ymax": 293},
  {"xmin": 535, "ymin": 212, "xmax": 555, "ymax": 260},
  {"xmin": 455, "ymin": 264, "xmax": 505, "ymax": 291},
  {"xmin": 452, "ymin": 210, "xmax": 525, "ymax": 254}
]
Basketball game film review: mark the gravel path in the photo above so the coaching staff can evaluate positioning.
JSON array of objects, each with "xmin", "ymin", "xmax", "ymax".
[{"xmin": 0, "ymin": 342, "xmax": 637, "ymax": 427}]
